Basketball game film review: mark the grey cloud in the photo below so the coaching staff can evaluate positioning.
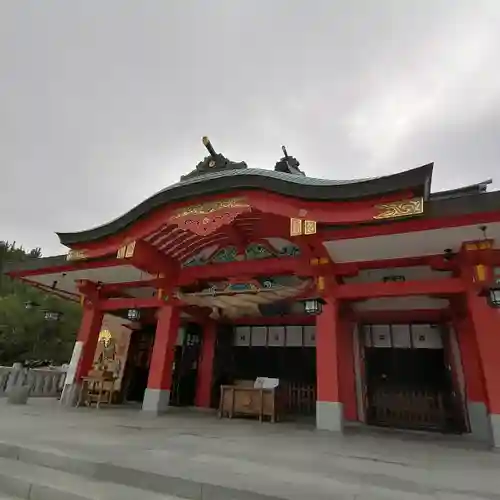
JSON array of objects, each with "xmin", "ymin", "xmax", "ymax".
[{"xmin": 1, "ymin": 0, "xmax": 499, "ymax": 255}]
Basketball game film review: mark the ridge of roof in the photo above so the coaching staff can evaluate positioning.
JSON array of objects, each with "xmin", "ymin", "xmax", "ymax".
[
  {"xmin": 56, "ymin": 163, "xmax": 433, "ymax": 246},
  {"xmin": 430, "ymin": 179, "xmax": 492, "ymax": 200}
]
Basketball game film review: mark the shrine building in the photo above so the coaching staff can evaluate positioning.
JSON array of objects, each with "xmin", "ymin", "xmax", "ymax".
[{"xmin": 5, "ymin": 137, "xmax": 500, "ymax": 447}]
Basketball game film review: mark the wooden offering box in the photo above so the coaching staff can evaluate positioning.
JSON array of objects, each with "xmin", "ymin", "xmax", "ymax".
[{"xmin": 219, "ymin": 384, "xmax": 283, "ymax": 422}]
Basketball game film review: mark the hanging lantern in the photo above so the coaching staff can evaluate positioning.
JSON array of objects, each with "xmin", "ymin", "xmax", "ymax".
[
  {"xmin": 301, "ymin": 298, "xmax": 325, "ymax": 316},
  {"xmin": 127, "ymin": 308, "xmax": 141, "ymax": 321},
  {"xmin": 44, "ymin": 310, "xmax": 62, "ymax": 322},
  {"xmin": 487, "ymin": 287, "xmax": 500, "ymax": 308}
]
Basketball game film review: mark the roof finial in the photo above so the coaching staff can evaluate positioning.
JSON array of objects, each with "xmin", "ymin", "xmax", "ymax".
[
  {"xmin": 274, "ymin": 145, "xmax": 305, "ymax": 176},
  {"xmin": 202, "ymin": 136, "xmax": 217, "ymax": 158}
]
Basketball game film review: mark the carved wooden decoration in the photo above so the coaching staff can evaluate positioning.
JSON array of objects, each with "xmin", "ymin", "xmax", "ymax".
[
  {"xmin": 373, "ymin": 197, "xmax": 424, "ymax": 220},
  {"xmin": 67, "ymin": 249, "xmax": 88, "ymax": 261},
  {"xmin": 169, "ymin": 198, "xmax": 251, "ymax": 236}
]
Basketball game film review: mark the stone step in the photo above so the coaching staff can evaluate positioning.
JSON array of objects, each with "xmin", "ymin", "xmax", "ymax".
[
  {"xmin": 0, "ymin": 441, "xmax": 288, "ymax": 500},
  {"xmin": 0, "ymin": 456, "xmax": 186, "ymax": 500},
  {"xmin": 1, "ymin": 440, "xmax": 498, "ymax": 500}
]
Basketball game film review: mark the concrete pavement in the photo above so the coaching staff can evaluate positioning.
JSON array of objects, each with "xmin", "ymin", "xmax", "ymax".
[{"xmin": 0, "ymin": 399, "xmax": 499, "ymax": 499}]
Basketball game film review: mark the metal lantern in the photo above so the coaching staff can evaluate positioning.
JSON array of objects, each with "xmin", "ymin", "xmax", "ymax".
[
  {"xmin": 488, "ymin": 288, "xmax": 500, "ymax": 308},
  {"xmin": 302, "ymin": 298, "xmax": 325, "ymax": 316},
  {"xmin": 127, "ymin": 308, "xmax": 141, "ymax": 321},
  {"xmin": 44, "ymin": 310, "xmax": 62, "ymax": 322}
]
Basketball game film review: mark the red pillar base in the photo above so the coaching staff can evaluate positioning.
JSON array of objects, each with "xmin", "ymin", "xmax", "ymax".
[{"xmin": 142, "ymin": 305, "xmax": 180, "ymax": 414}]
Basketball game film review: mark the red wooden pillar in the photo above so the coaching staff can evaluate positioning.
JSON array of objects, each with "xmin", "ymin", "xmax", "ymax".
[
  {"xmin": 142, "ymin": 305, "xmax": 180, "ymax": 414},
  {"xmin": 452, "ymin": 311, "xmax": 490, "ymax": 442},
  {"xmin": 315, "ymin": 297, "xmax": 343, "ymax": 431},
  {"xmin": 338, "ymin": 318, "xmax": 358, "ymax": 422},
  {"xmin": 466, "ymin": 289, "xmax": 500, "ymax": 447},
  {"xmin": 61, "ymin": 304, "xmax": 103, "ymax": 406},
  {"xmin": 75, "ymin": 305, "xmax": 104, "ymax": 380},
  {"xmin": 195, "ymin": 321, "xmax": 217, "ymax": 408}
]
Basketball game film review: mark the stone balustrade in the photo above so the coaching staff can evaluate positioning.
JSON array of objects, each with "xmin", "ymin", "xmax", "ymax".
[{"xmin": 0, "ymin": 366, "xmax": 66, "ymax": 398}]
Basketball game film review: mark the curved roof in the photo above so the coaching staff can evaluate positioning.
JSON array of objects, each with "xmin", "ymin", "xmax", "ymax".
[{"xmin": 57, "ymin": 163, "xmax": 433, "ymax": 246}]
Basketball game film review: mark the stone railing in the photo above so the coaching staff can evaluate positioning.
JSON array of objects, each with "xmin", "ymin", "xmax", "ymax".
[{"xmin": 0, "ymin": 366, "xmax": 67, "ymax": 398}]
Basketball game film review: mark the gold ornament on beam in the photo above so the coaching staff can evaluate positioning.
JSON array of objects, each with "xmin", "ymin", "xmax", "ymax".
[
  {"xmin": 290, "ymin": 218, "xmax": 303, "ymax": 236},
  {"xmin": 373, "ymin": 197, "xmax": 424, "ymax": 220},
  {"xmin": 117, "ymin": 241, "xmax": 136, "ymax": 259},
  {"xmin": 290, "ymin": 218, "xmax": 317, "ymax": 236},
  {"xmin": 67, "ymin": 249, "xmax": 88, "ymax": 261},
  {"xmin": 304, "ymin": 220, "xmax": 317, "ymax": 235},
  {"xmin": 170, "ymin": 197, "xmax": 250, "ymax": 220}
]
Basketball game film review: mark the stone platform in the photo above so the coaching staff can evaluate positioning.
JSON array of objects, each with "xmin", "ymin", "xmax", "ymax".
[{"xmin": 0, "ymin": 399, "xmax": 499, "ymax": 500}]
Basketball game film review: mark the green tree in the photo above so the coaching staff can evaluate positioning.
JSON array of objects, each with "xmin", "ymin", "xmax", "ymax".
[{"xmin": 0, "ymin": 241, "xmax": 82, "ymax": 365}]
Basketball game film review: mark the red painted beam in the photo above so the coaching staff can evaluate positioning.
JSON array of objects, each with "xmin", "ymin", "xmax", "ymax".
[
  {"xmin": 20, "ymin": 277, "xmax": 80, "ymax": 302},
  {"xmin": 119, "ymin": 239, "xmax": 179, "ymax": 276},
  {"xmin": 353, "ymin": 308, "xmax": 451, "ymax": 323},
  {"xmin": 177, "ymin": 257, "xmax": 315, "ymax": 285},
  {"xmin": 6, "ymin": 257, "xmax": 125, "ymax": 278},
  {"xmin": 317, "ymin": 210, "xmax": 500, "ymax": 242},
  {"xmin": 99, "ymin": 297, "xmax": 165, "ymax": 311},
  {"xmin": 230, "ymin": 315, "xmax": 315, "ymax": 326},
  {"xmin": 334, "ymin": 278, "xmax": 465, "ymax": 300}
]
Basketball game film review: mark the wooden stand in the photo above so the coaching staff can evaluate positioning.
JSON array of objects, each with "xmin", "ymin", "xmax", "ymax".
[
  {"xmin": 77, "ymin": 370, "xmax": 116, "ymax": 409},
  {"xmin": 218, "ymin": 385, "xmax": 282, "ymax": 422}
]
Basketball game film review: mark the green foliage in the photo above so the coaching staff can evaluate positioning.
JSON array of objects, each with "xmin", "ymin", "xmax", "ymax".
[{"xmin": 0, "ymin": 241, "xmax": 82, "ymax": 365}]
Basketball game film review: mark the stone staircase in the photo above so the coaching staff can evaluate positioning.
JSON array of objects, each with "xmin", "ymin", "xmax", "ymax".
[
  {"xmin": 0, "ymin": 442, "xmax": 283, "ymax": 500},
  {"xmin": 0, "ymin": 456, "xmax": 183, "ymax": 500}
]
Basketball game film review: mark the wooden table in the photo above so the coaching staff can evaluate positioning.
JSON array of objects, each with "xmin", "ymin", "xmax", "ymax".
[{"xmin": 218, "ymin": 385, "xmax": 282, "ymax": 422}]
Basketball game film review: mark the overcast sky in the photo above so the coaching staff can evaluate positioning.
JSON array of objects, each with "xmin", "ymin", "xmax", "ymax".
[{"xmin": 1, "ymin": 1, "xmax": 500, "ymax": 256}]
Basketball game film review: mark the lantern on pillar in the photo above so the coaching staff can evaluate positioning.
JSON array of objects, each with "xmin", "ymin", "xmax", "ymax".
[
  {"xmin": 301, "ymin": 298, "xmax": 326, "ymax": 316},
  {"xmin": 487, "ymin": 287, "xmax": 500, "ymax": 308},
  {"xmin": 43, "ymin": 310, "xmax": 62, "ymax": 322},
  {"xmin": 127, "ymin": 309, "xmax": 141, "ymax": 321}
]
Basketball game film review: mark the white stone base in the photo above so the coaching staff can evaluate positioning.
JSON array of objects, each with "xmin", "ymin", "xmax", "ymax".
[
  {"xmin": 142, "ymin": 389, "xmax": 171, "ymax": 415},
  {"xmin": 316, "ymin": 401, "xmax": 343, "ymax": 432},
  {"xmin": 490, "ymin": 413, "xmax": 500, "ymax": 449},
  {"xmin": 467, "ymin": 401, "xmax": 492, "ymax": 443},
  {"xmin": 60, "ymin": 383, "xmax": 81, "ymax": 407}
]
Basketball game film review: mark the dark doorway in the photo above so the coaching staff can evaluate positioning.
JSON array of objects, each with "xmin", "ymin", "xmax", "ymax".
[
  {"xmin": 170, "ymin": 322, "xmax": 203, "ymax": 407},
  {"xmin": 121, "ymin": 325, "xmax": 155, "ymax": 403},
  {"xmin": 362, "ymin": 323, "xmax": 460, "ymax": 432}
]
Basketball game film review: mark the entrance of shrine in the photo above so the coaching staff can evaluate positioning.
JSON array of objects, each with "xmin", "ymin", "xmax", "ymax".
[
  {"xmin": 170, "ymin": 323, "xmax": 203, "ymax": 407},
  {"xmin": 121, "ymin": 325, "xmax": 155, "ymax": 404},
  {"xmin": 212, "ymin": 323, "xmax": 317, "ymax": 416},
  {"xmin": 361, "ymin": 324, "xmax": 465, "ymax": 433},
  {"xmin": 121, "ymin": 322, "xmax": 204, "ymax": 407}
]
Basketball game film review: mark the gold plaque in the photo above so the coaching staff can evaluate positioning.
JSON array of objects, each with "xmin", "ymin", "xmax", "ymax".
[
  {"xmin": 117, "ymin": 242, "xmax": 136, "ymax": 259},
  {"xmin": 304, "ymin": 220, "xmax": 317, "ymax": 235},
  {"xmin": 290, "ymin": 218, "xmax": 303, "ymax": 236},
  {"xmin": 116, "ymin": 246, "xmax": 126, "ymax": 259},
  {"xmin": 474, "ymin": 264, "xmax": 487, "ymax": 282},
  {"xmin": 124, "ymin": 241, "xmax": 136, "ymax": 258},
  {"xmin": 67, "ymin": 249, "xmax": 87, "ymax": 261},
  {"xmin": 373, "ymin": 197, "xmax": 424, "ymax": 220}
]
